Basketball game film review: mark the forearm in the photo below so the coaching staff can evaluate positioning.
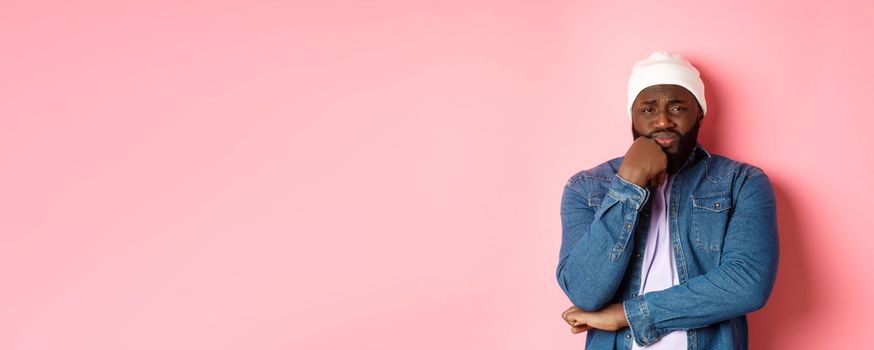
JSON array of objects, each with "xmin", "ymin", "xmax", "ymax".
[
  {"xmin": 557, "ymin": 174, "xmax": 649, "ymax": 311},
  {"xmin": 623, "ymin": 254, "xmax": 777, "ymax": 343}
]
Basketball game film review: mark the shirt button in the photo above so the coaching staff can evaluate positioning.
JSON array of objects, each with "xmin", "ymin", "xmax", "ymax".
[
  {"xmin": 632, "ymin": 293, "xmax": 637, "ymax": 297},
  {"xmin": 625, "ymin": 334, "xmax": 631, "ymax": 339},
  {"xmin": 636, "ymin": 253, "xmax": 641, "ymax": 257}
]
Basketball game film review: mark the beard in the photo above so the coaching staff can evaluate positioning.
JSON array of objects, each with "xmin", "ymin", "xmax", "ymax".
[{"xmin": 631, "ymin": 120, "xmax": 701, "ymax": 174}]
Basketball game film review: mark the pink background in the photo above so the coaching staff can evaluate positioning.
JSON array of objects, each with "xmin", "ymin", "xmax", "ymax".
[{"xmin": 2, "ymin": 1, "xmax": 872, "ymax": 349}]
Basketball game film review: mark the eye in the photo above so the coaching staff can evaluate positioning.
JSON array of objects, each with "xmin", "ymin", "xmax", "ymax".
[
  {"xmin": 641, "ymin": 107, "xmax": 655, "ymax": 113},
  {"xmin": 670, "ymin": 106, "xmax": 687, "ymax": 112}
]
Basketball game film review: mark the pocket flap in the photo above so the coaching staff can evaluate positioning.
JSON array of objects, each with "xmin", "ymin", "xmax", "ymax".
[
  {"xmin": 691, "ymin": 192, "xmax": 733, "ymax": 212},
  {"xmin": 588, "ymin": 191, "xmax": 605, "ymax": 207}
]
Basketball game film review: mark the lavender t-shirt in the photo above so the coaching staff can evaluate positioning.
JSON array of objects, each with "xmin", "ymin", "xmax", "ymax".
[{"xmin": 631, "ymin": 176, "xmax": 688, "ymax": 349}]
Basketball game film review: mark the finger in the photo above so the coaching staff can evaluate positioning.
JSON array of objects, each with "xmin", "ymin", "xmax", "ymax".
[
  {"xmin": 561, "ymin": 307, "xmax": 573, "ymax": 320},
  {"xmin": 571, "ymin": 325, "xmax": 591, "ymax": 334},
  {"xmin": 562, "ymin": 305, "xmax": 580, "ymax": 322},
  {"xmin": 563, "ymin": 314, "xmax": 579, "ymax": 326}
]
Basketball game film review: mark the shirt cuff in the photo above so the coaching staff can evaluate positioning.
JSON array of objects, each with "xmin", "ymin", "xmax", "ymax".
[
  {"xmin": 609, "ymin": 173, "xmax": 649, "ymax": 211},
  {"xmin": 623, "ymin": 297, "xmax": 658, "ymax": 346}
]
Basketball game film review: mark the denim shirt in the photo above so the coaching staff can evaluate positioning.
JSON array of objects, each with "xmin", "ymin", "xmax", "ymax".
[{"xmin": 556, "ymin": 145, "xmax": 779, "ymax": 350}]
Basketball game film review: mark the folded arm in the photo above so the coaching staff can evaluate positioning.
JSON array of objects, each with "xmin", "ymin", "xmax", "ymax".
[
  {"xmin": 623, "ymin": 172, "xmax": 779, "ymax": 346},
  {"xmin": 556, "ymin": 173, "xmax": 649, "ymax": 311}
]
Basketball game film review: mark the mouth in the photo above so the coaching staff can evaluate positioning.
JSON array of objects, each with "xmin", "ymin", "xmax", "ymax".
[{"xmin": 651, "ymin": 132, "xmax": 679, "ymax": 147}]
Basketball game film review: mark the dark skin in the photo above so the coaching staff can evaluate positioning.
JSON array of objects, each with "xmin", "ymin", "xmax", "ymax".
[
  {"xmin": 621, "ymin": 84, "xmax": 703, "ymax": 187},
  {"xmin": 561, "ymin": 84, "xmax": 703, "ymax": 334}
]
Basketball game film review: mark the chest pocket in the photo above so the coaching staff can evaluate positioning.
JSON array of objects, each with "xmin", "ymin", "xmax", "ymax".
[{"xmin": 691, "ymin": 192, "xmax": 733, "ymax": 252}]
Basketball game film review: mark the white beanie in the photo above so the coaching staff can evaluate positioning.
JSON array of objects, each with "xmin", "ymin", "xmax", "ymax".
[{"xmin": 627, "ymin": 51, "xmax": 706, "ymax": 117}]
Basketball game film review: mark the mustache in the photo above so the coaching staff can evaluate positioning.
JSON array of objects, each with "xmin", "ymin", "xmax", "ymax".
[{"xmin": 648, "ymin": 129, "xmax": 682, "ymax": 139}]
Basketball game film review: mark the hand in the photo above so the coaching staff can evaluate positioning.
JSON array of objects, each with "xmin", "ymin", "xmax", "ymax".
[
  {"xmin": 617, "ymin": 137, "xmax": 667, "ymax": 188},
  {"xmin": 562, "ymin": 306, "xmax": 591, "ymax": 334},
  {"xmin": 561, "ymin": 303, "xmax": 629, "ymax": 334}
]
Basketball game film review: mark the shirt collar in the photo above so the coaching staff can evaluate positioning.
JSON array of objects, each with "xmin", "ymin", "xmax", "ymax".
[
  {"xmin": 676, "ymin": 143, "xmax": 711, "ymax": 173},
  {"xmin": 694, "ymin": 143, "xmax": 712, "ymax": 159}
]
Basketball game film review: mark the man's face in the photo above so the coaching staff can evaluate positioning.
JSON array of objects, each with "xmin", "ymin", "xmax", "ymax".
[{"xmin": 630, "ymin": 84, "xmax": 703, "ymax": 173}]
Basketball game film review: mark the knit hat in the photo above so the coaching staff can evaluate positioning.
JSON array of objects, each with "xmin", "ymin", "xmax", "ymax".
[{"xmin": 627, "ymin": 51, "xmax": 706, "ymax": 117}]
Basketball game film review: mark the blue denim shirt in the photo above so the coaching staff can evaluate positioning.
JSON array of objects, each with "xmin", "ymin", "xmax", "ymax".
[{"xmin": 557, "ymin": 145, "xmax": 778, "ymax": 350}]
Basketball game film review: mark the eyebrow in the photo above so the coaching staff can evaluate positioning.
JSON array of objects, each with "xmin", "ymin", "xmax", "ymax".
[{"xmin": 641, "ymin": 98, "xmax": 688, "ymax": 105}]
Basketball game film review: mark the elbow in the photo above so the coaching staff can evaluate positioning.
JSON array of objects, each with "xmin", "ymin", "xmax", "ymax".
[
  {"xmin": 734, "ymin": 281, "xmax": 772, "ymax": 314},
  {"xmin": 745, "ymin": 287, "xmax": 772, "ymax": 312},
  {"xmin": 726, "ymin": 258, "xmax": 777, "ymax": 314},
  {"xmin": 557, "ymin": 268, "xmax": 612, "ymax": 311},
  {"xmin": 749, "ymin": 271, "xmax": 778, "ymax": 312}
]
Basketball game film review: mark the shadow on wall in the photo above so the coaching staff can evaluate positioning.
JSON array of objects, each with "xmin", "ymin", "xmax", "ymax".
[
  {"xmin": 747, "ymin": 180, "xmax": 816, "ymax": 350},
  {"xmin": 694, "ymin": 59, "xmax": 723, "ymax": 153}
]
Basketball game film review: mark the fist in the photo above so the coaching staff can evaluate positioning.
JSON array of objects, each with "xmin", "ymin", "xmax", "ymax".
[
  {"xmin": 562, "ymin": 306, "xmax": 592, "ymax": 334},
  {"xmin": 617, "ymin": 137, "xmax": 667, "ymax": 187},
  {"xmin": 561, "ymin": 304, "xmax": 629, "ymax": 334}
]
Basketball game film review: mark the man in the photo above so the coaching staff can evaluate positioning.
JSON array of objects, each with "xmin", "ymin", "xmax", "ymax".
[{"xmin": 556, "ymin": 52, "xmax": 778, "ymax": 349}]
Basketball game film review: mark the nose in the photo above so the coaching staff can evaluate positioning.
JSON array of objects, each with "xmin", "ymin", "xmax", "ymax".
[{"xmin": 652, "ymin": 110, "xmax": 676, "ymax": 129}]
